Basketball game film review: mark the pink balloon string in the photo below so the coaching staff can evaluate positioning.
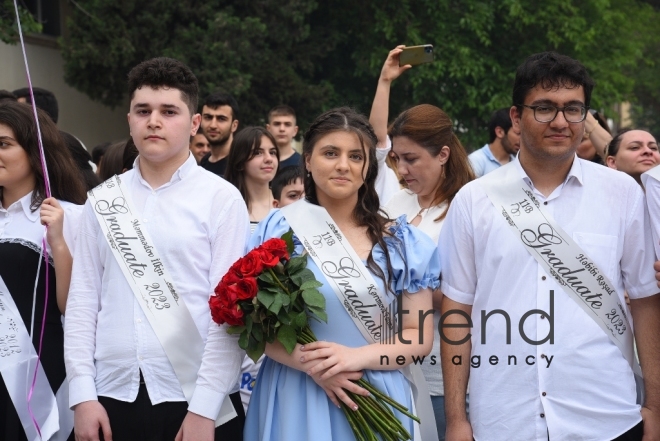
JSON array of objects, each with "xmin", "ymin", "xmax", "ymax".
[{"xmin": 13, "ymin": 0, "xmax": 53, "ymax": 438}]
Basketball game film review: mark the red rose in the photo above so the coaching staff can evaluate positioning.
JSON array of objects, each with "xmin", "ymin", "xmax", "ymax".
[
  {"xmin": 221, "ymin": 264, "xmax": 243, "ymax": 285},
  {"xmin": 261, "ymin": 238, "xmax": 289, "ymax": 260},
  {"xmin": 252, "ymin": 248, "xmax": 280, "ymax": 268},
  {"xmin": 227, "ymin": 277, "xmax": 258, "ymax": 301},
  {"xmin": 236, "ymin": 253, "xmax": 263, "ymax": 277},
  {"xmin": 209, "ymin": 294, "xmax": 244, "ymax": 326},
  {"xmin": 220, "ymin": 303, "xmax": 244, "ymax": 326}
]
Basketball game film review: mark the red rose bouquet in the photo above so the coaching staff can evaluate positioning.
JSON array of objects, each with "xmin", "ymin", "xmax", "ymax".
[{"xmin": 210, "ymin": 231, "xmax": 419, "ymax": 441}]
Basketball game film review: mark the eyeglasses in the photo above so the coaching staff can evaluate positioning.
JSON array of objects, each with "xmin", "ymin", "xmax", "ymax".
[{"xmin": 519, "ymin": 104, "xmax": 588, "ymax": 123}]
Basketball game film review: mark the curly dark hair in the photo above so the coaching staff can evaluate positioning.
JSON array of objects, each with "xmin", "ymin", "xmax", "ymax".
[
  {"xmin": 302, "ymin": 107, "xmax": 398, "ymax": 294},
  {"xmin": 127, "ymin": 57, "xmax": 198, "ymax": 115},
  {"xmin": 513, "ymin": 51, "xmax": 594, "ymax": 110}
]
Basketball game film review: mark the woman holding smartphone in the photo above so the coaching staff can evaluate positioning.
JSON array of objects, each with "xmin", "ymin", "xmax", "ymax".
[{"xmin": 370, "ymin": 46, "xmax": 474, "ymax": 441}]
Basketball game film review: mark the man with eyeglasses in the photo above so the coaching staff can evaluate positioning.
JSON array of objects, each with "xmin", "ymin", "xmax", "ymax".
[{"xmin": 439, "ymin": 52, "xmax": 660, "ymax": 440}]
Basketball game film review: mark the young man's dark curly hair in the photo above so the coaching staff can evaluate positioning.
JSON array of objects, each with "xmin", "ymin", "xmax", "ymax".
[{"xmin": 127, "ymin": 57, "xmax": 199, "ymax": 115}]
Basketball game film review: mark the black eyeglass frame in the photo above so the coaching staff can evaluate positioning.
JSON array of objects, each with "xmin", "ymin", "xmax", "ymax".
[{"xmin": 518, "ymin": 104, "xmax": 589, "ymax": 123}]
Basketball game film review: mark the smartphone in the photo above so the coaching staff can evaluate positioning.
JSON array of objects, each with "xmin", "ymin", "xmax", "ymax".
[{"xmin": 399, "ymin": 45, "xmax": 434, "ymax": 66}]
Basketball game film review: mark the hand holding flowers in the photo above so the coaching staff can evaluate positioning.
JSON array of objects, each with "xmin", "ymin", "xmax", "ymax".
[{"xmin": 209, "ymin": 231, "xmax": 421, "ymax": 441}]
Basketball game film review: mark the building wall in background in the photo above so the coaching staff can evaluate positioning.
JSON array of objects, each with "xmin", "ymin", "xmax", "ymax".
[{"xmin": 1, "ymin": 40, "xmax": 128, "ymax": 150}]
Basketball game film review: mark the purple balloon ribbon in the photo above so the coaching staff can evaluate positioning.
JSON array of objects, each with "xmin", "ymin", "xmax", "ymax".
[{"xmin": 13, "ymin": 0, "xmax": 54, "ymax": 438}]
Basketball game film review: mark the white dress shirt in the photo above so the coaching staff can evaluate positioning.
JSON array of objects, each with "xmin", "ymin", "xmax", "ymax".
[
  {"xmin": 65, "ymin": 154, "xmax": 249, "ymax": 421},
  {"xmin": 642, "ymin": 170, "xmax": 660, "ymax": 258},
  {"xmin": 439, "ymin": 157, "xmax": 657, "ymax": 441}
]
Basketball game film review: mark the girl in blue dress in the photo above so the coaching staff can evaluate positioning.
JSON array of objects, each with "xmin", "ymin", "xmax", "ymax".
[{"xmin": 244, "ymin": 107, "xmax": 440, "ymax": 440}]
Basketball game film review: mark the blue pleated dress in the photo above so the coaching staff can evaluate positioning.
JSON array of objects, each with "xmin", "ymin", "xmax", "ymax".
[{"xmin": 243, "ymin": 210, "xmax": 440, "ymax": 441}]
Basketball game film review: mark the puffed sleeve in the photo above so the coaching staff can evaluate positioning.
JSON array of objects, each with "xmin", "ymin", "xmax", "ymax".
[
  {"xmin": 248, "ymin": 209, "xmax": 304, "ymax": 256},
  {"xmin": 374, "ymin": 216, "xmax": 441, "ymax": 295}
]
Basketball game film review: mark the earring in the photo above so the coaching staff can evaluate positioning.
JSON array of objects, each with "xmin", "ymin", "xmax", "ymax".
[{"xmin": 307, "ymin": 171, "xmax": 311, "ymax": 177}]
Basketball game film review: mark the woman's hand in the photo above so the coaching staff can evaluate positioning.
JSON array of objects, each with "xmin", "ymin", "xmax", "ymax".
[
  {"xmin": 40, "ymin": 197, "xmax": 66, "ymax": 248},
  {"xmin": 379, "ymin": 45, "xmax": 412, "ymax": 84},
  {"xmin": 309, "ymin": 369, "xmax": 369, "ymax": 410},
  {"xmin": 300, "ymin": 341, "xmax": 363, "ymax": 379}
]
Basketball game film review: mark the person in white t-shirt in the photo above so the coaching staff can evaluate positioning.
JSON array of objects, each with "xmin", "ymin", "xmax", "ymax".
[
  {"xmin": 440, "ymin": 51, "xmax": 660, "ymax": 441},
  {"xmin": 65, "ymin": 58, "xmax": 249, "ymax": 441}
]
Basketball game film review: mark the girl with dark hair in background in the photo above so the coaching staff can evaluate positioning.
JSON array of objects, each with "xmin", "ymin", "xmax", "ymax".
[
  {"xmin": 370, "ymin": 46, "xmax": 475, "ymax": 440},
  {"xmin": 97, "ymin": 140, "xmax": 127, "ymax": 182},
  {"xmin": 0, "ymin": 101, "xmax": 86, "ymax": 440},
  {"xmin": 224, "ymin": 127, "xmax": 279, "ymax": 234},
  {"xmin": 224, "ymin": 127, "xmax": 279, "ymax": 415},
  {"xmin": 243, "ymin": 107, "xmax": 439, "ymax": 440}
]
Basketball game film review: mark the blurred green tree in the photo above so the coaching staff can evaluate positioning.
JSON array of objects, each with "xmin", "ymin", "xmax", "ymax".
[
  {"xmin": 7, "ymin": 0, "xmax": 655, "ymax": 147},
  {"xmin": 1, "ymin": 0, "xmax": 42, "ymax": 44}
]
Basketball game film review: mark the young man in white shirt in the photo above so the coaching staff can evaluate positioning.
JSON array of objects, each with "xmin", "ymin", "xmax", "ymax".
[
  {"xmin": 65, "ymin": 57, "xmax": 249, "ymax": 441},
  {"xmin": 440, "ymin": 52, "xmax": 660, "ymax": 441}
]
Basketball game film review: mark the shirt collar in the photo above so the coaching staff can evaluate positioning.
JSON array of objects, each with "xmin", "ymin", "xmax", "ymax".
[
  {"xmin": 483, "ymin": 144, "xmax": 497, "ymax": 162},
  {"xmin": 1, "ymin": 191, "xmax": 39, "ymax": 221},
  {"xmin": 514, "ymin": 154, "xmax": 584, "ymax": 190},
  {"xmin": 133, "ymin": 153, "xmax": 197, "ymax": 190},
  {"xmin": 485, "ymin": 144, "xmax": 517, "ymax": 165}
]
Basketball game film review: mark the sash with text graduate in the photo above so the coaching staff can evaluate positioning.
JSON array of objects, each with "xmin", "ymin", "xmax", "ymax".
[
  {"xmin": 88, "ymin": 176, "xmax": 236, "ymax": 426},
  {"xmin": 0, "ymin": 275, "xmax": 73, "ymax": 441},
  {"xmin": 480, "ymin": 163, "xmax": 640, "ymax": 375},
  {"xmin": 280, "ymin": 199, "xmax": 438, "ymax": 441}
]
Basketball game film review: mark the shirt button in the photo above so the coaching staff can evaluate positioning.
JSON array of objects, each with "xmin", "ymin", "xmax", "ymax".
[
  {"xmin": 143, "ymin": 219, "xmax": 148, "ymax": 223},
  {"xmin": 543, "ymin": 202, "xmax": 548, "ymax": 205},
  {"xmin": 139, "ymin": 356, "xmax": 144, "ymax": 361},
  {"xmin": 540, "ymin": 315, "xmax": 546, "ymax": 319},
  {"xmin": 136, "ymin": 319, "xmax": 142, "ymax": 324},
  {"xmin": 541, "ymin": 276, "xmax": 546, "ymax": 281},
  {"xmin": 542, "ymin": 392, "xmax": 547, "ymax": 396},
  {"xmin": 541, "ymin": 354, "xmax": 546, "ymax": 359},
  {"xmin": 540, "ymin": 413, "xmax": 545, "ymax": 418}
]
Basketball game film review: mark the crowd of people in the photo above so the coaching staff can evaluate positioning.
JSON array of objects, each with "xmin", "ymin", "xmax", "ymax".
[{"xmin": 0, "ymin": 46, "xmax": 659, "ymax": 441}]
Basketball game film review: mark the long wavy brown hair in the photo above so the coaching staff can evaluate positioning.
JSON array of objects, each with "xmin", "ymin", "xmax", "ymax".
[
  {"xmin": 389, "ymin": 104, "xmax": 474, "ymax": 221},
  {"xmin": 0, "ymin": 102, "xmax": 86, "ymax": 209},
  {"xmin": 302, "ymin": 107, "xmax": 398, "ymax": 293}
]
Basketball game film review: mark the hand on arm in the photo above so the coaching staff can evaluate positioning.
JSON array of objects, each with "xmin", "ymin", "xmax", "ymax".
[
  {"xmin": 630, "ymin": 294, "xmax": 660, "ymax": 440},
  {"xmin": 40, "ymin": 197, "xmax": 72, "ymax": 313},
  {"xmin": 73, "ymin": 400, "xmax": 112, "ymax": 441},
  {"xmin": 264, "ymin": 339, "xmax": 368, "ymax": 409},
  {"xmin": 441, "ymin": 295, "xmax": 473, "ymax": 441},
  {"xmin": 369, "ymin": 45, "xmax": 412, "ymax": 148}
]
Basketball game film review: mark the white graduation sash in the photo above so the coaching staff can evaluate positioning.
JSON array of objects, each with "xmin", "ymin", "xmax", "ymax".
[
  {"xmin": 480, "ymin": 163, "xmax": 640, "ymax": 375},
  {"xmin": 87, "ymin": 176, "xmax": 236, "ymax": 426},
  {"xmin": 280, "ymin": 200, "xmax": 438, "ymax": 441},
  {"xmin": 0, "ymin": 275, "xmax": 73, "ymax": 441}
]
